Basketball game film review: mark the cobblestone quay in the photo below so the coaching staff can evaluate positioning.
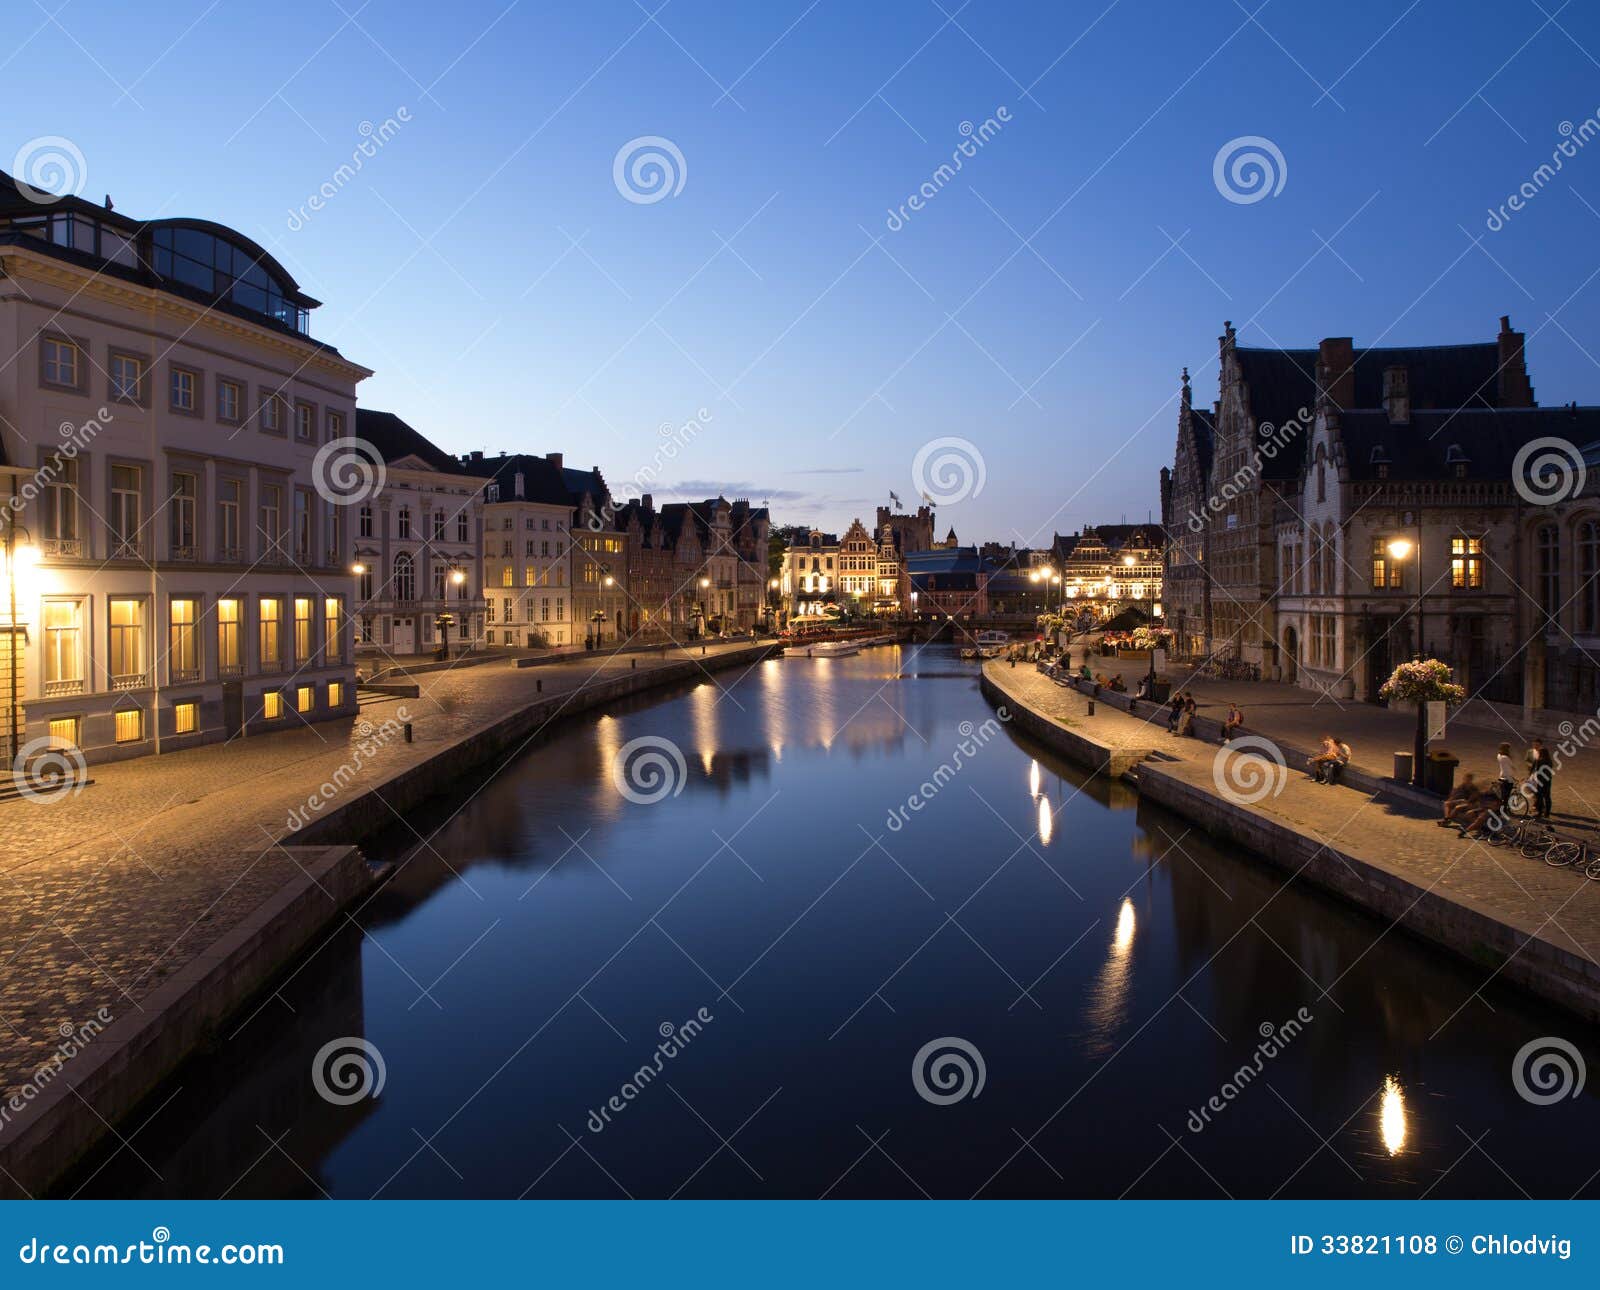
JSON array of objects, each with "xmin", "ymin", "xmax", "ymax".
[
  {"xmin": 0, "ymin": 642, "xmax": 772, "ymax": 1195},
  {"xmin": 982, "ymin": 660, "xmax": 1600, "ymax": 1024}
]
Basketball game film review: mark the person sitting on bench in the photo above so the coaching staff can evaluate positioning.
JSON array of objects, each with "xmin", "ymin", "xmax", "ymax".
[{"xmin": 1438, "ymin": 773, "xmax": 1480, "ymax": 827}]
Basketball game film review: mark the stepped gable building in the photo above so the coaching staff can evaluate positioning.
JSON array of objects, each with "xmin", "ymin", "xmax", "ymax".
[
  {"xmin": 1169, "ymin": 316, "xmax": 1535, "ymax": 678},
  {"xmin": 0, "ymin": 170, "xmax": 370, "ymax": 763},
  {"xmin": 352, "ymin": 411, "xmax": 488, "ymax": 658},
  {"xmin": 780, "ymin": 528, "xmax": 840, "ymax": 619},
  {"xmin": 476, "ymin": 451, "xmax": 576, "ymax": 648},
  {"xmin": 729, "ymin": 499, "xmax": 771, "ymax": 630},
  {"xmin": 1164, "ymin": 369, "xmax": 1216, "ymax": 656}
]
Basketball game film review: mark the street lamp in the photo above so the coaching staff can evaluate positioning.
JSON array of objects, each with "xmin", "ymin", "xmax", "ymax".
[{"xmin": 1384, "ymin": 537, "xmax": 1428, "ymax": 788}]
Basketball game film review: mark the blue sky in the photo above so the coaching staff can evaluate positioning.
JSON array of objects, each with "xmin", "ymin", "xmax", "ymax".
[{"xmin": 10, "ymin": 0, "xmax": 1600, "ymax": 542}]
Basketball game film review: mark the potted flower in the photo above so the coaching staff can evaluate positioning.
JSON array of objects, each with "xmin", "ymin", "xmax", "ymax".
[{"xmin": 1378, "ymin": 659, "xmax": 1467, "ymax": 792}]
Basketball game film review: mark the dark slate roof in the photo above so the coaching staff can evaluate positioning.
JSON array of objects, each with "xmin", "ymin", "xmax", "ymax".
[
  {"xmin": 356, "ymin": 410, "xmax": 485, "ymax": 476},
  {"xmin": 473, "ymin": 452, "xmax": 575, "ymax": 503},
  {"xmin": 1188, "ymin": 405, "xmax": 1216, "ymax": 477},
  {"xmin": 1342, "ymin": 407, "xmax": 1600, "ymax": 481},
  {"xmin": 1094, "ymin": 523, "xmax": 1165, "ymax": 549},
  {"xmin": 905, "ymin": 547, "xmax": 984, "ymax": 574},
  {"xmin": 1235, "ymin": 341, "xmax": 1504, "ymax": 481}
]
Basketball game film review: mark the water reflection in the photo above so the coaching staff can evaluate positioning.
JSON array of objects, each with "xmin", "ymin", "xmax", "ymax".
[
  {"xmin": 1381, "ymin": 1075, "xmax": 1408, "ymax": 1155},
  {"xmin": 1085, "ymin": 897, "xmax": 1137, "ymax": 1054},
  {"xmin": 1029, "ymin": 758, "xmax": 1042, "ymax": 800},
  {"xmin": 1037, "ymin": 795, "xmax": 1054, "ymax": 845}
]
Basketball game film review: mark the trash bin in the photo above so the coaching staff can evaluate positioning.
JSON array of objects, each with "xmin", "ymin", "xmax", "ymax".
[
  {"xmin": 1149, "ymin": 680, "xmax": 1172, "ymax": 703},
  {"xmin": 1393, "ymin": 751, "xmax": 1414, "ymax": 783},
  {"xmin": 1424, "ymin": 753, "xmax": 1459, "ymax": 798}
]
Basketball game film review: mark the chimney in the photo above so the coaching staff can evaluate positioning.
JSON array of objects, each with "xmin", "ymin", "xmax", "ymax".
[
  {"xmin": 1317, "ymin": 337, "xmax": 1355, "ymax": 411},
  {"xmin": 1382, "ymin": 365, "xmax": 1410, "ymax": 425},
  {"xmin": 642, "ymin": 493, "xmax": 653, "ymax": 510},
  {"xmin": 545, "ymin": 452, "xmax": 563, "ymax": 469},
  {"xmin": 469, "ymin": 450, "xmax": 483, "ymax": 462},
  {"xmin": 1497, "ymin": 315, "xmax": 1535, "ymax": 406}
]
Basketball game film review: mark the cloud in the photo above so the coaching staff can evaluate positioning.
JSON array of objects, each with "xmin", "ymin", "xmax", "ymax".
[
  {"xmin": 655, "ymin": 479, "xmax": 808, "ymax": 501},
  {"xmin": 782, "ymin": 467, "xmax": 864, "ymax": 476}
]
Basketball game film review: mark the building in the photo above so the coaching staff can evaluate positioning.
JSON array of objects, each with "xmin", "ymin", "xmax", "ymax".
[
  {"xmin": 781, "ymin": 529, "xmax": 840, "ymax": 618},
  {"xmin": 1164, "ymin": 369, "xmax": 1215, "ymax": 656},
  {"xmin": 618, "ymin": 495, "xmax": 686, "ymax": 638},
  {"xmin": 351, "ymin": 411, "xmax": 488, "ymax": 659},
  {"xmin": 1038, "ymin": 524, "xmax": 1165, "ymax": 620},
  {"xmin": 838, "ymin": 517, "xmax": 877, "ymax": 607},
  {"xmin": 1272, "ymin": 322, "xmax": 1573, "ymax": 704},
  {"xmin": 874, "ymin": 504, "xmax": 935, "ymax": 612},
  {"xmin": 1168, "ymin": 317, "xmax": 1535, "ymax": 676},
  {"xmin": 0, "ymin": 172, "xmax": 370, "ymax": 764},
  {"xmin": 906, "ymin": 547, "xmax": 988, "ymax": 619},
  {"xmin": 729, "ymin": 500, "xmax": 771, "ymax": 630},
  {"xmin": 477, "ymin": 452, "xmax": 575, "ymax": 648},
  {"xmin": 562, "ymin": 460, "xmax": 627, "ymax": 646}
]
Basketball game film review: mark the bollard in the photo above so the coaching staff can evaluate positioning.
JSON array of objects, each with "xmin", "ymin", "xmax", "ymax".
[
  {"xmin": 404, "ymin": 722, "xmax": 413, "ymax": 742},
  {"xmin": 702, "ymin": 645, "xmax": 707, "ymax": 656},
  {"xmin": 536, "ymin": 678, "xmax": 543, "ymax": 693},
  {"xmin": 1087, "ymin": 700, "xmax": 1095, "ymax": 716}
]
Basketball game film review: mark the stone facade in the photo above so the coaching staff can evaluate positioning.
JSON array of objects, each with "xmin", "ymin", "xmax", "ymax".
[{"xmin": 477, "ymin": 452, "xmax": 576, "ymax": 649}]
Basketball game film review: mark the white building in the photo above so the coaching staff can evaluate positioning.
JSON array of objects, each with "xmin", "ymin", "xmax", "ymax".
[
  {"xmin": 0, "ymin": 173, "xmax": 371, "ymax": 765},
  {"xmin": 477, "ymin": 452, "xmax": 575, "ymax": 648},
  {"xmin": 351, "ymin": 410, "xmax": 489, "ymax": 660}
]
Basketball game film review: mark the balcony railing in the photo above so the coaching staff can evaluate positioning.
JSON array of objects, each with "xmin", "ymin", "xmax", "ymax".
[
  {"xmin": 170, "ymin": 666, "xmax": 201, "ymax": 684},
  {"xmin": 110, "ymin": 538, "xmax": 147, "ymax": 560},
  {"xmin": 218, "ymin": 546, "xmax": 242, "ymax": 563},
  {"xmin": 40, "ymin": 538, "xmax": 81, "ymax": 558},
  {"xmin": 43, "ymin": 678, "xmax": 84, "ymax": 697},
  {"xmin": 220, "ymin": 662, "xmax": 243, "ymax": 678},
  {"xmin": 169, "ymin": 544, "xmax": 197, "ymax": 562},
  {"xmin": 110, "ymin": 672, "xmax": 149, "ymax": 691}
]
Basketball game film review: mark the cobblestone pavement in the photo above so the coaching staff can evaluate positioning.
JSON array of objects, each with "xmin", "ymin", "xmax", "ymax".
[
  {"xmin": 1082, "ymin": 649, "xmax": 1600, "ymax": 827},
  {"xmin": 992, "ymin": 663, "xmax": 1600, "ymax": 967},
  {"xmin": 0, "ymin": 642, "xmax": 765, "ymax": 1097}
]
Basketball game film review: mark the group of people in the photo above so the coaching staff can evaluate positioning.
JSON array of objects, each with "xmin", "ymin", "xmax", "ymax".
[{"xmin": 1438, "ymin": 738, "xmax": 1557, "ymax": 838}]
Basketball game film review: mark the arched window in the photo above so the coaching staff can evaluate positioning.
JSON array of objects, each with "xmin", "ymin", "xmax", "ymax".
[
  {"xmin": 393, "ymin": 551, "xmax": 415, "ymax": 602},
  {"xmin": 1580, "ymin": 522, "xmax": 1600, "ymax": 634},
  {"xmin": 1310, "ymin": 532, "xmax": 1322, "ymax": 594},
  {"xmin": 1537, "ymin": 525, "xmax": 1560, "ymax": 628}
]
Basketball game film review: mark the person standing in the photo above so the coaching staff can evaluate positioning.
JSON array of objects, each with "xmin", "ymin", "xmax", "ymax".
[
  {"xmin": 1528, "ymin": 738, "xmax": 1555, "ymax": 818},
  {"xmin": 1495, "ymin": 742, "xmax": 1516, "ymax": 811}
]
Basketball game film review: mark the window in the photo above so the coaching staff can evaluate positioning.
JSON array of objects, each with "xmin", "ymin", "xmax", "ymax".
[
  {"xmin": 456, "ymin": 572, "xmax": 468, "ymax": 601},
  {"xmin": 109, "ymin": 598, "xmax": 146, "ymax": 684},
  {"xmin": 526, "ymin": 540, "xmax": 536, "ymax": 558},
  {"xmin": 218, "ymin": 598, "xmax": 242, "ymax": 674},
  {"xmin": 218, "ymin": 379, "xmax": 241, "ymax": 423},
  {"xmin": 42, "ymin": 600, "xmax": 83, "ymax": 692},
  {"xmin": 433, "ymin": 511, "xmax": 446, "ymax": 540},
  {"xmin": 433, "ymin": 563, "xmax": 446, "ymax": 601},
  {"xmin": 1581, "ymin": 522, "xmax": 1600, "ymax": 635},
  {"xmin": 327, "ymin": 410, "xmax": 344, "ymax": 442},
  {"xmin": 393, "ymin": 552, "xmax": 416, "ymax": 601},
  {"xmin": 219, "ymin": 479, "xmax": 242, "ymax": 558},
  {"xmin": 486, "ymin": 600, "xmax": 495, "ymax": 623},
  {"xmin": 1450, "ymin": 535, "xmax": 1484, "ymax": 590},
  {"xmin": 297, "ymin": 685, "xmax": 314, "ymax": 713},
  {"xmin": 260, "ymin": 392, "xmax": 282, "ymax": 433},
  {"xmin": 170, "ymin": 472, "xmax": 197, "ymax": 558},
  {"xmin": 328, "ymin": 681, "xmax": 343, "ymax": 707},
  {"xmin": 324, "ymin": 597, "xmax": 342, "ymax": 662},
  {"xmin": 501, "ymin": 566, "xmax": 513, "ymax": 587},
  {"xmin": 295, "ymin": 401, "xmax": 315, "ymax": 441},
  {"xmin": 1371, "ymin": 538, "xmax": 1402, "ymax": 590},
  {"xmin": 263, "ymin": 691, "xmax": 283, "ymax": 720},
  {"xmin": 48, "ymin": 716, "xmax": 80, "ymax": 747},
  {"xmin": 359, "ymin": 505, "xmax": 374, "ymax": 538},
  {"xmin": 111, "ymin": 464, "xmax": 143, "ymax": 556},
  {"xmin": 502, "ymin": 596, "xmax": 512, "ymax": 623},
  {"xmin": 169, "ymin": 366, "xmax": 197, "ymax": 412},
  {"xmin": 457, "ymin": 512, "xmax": 469, "ymax": 541},
  {"xmin": 294, "ymin": 597, "xmax": 313, "ymax": 660},
  {"xmin": 42, "ymin": 457, "xmax": 78, "ymax": 552},
  {"xmin": 259, "ymin": 483, "xmax": 283, "ymax": 556},
  {"xmin": 174, "ymin": 702, "xmax": 197, "ymax": 735},
  {"xmin": 397, "ymin": 508, "xmax": 412, "ymax": 539},
  {"xmin": 109, "ymin": 352, "xmax": 144, "ymax": 402},
  {"xmin": 114, "ymin": 708, "xmax": 143, "ymax": 743},
  {"xmin": 1537, "ymin": 525, "xmax": 1561, "ymax": 627},
  {"xmin": 541, "ymin": 597, "xmax": 550, "ymax": 622},
  {"xmin": 42, "ymin": 336, "xmax": 79, "ymax": 388},
  {"xmin": 359, "ymin": 565, "xmax": 374, "ymax": 600},
  {"xmin": 259, "ymin": 597, "xmax": 283, "ymax": 670},
  {"xmin": 294, "ymin": 489, "xmax": 311, "ymax": 560},
  {"xmin": 169, "ymin": 598, "xmax": 199, "ymax": 681}
]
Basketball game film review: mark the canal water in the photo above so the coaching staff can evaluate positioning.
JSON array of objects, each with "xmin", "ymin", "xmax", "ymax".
[{"xmin": 77, "ymin": 645, "xmax": 1600, "ymax": 1198}]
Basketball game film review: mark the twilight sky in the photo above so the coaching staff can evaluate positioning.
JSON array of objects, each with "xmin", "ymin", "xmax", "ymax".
[{"xmin": 10, "ymin": 0, "xmax": 1600, "ymax": 544}]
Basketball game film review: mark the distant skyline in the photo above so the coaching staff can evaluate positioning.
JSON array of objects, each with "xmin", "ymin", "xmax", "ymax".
[{"xmin": 11, "ymin": 0, "xmax": 1600, "ymax": 539}]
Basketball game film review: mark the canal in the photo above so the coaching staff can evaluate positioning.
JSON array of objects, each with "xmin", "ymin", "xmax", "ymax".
[{"xmin": 76, "ymin": 645, "xmax": 1600, "ymax": 1198}]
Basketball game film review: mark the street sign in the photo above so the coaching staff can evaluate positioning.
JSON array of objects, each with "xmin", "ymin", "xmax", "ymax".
[
  {"xmin": 1426, "ymin": 700, "xmax": 1447, "ymax": 741},
  {"xmin": 1153, "ymin": 648, "xmax": 1167, "ymax": 673}
]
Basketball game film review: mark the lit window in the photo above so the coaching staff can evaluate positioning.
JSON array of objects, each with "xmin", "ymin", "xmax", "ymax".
[
  {"xmin": 43, "ymin": 600, "xmax": 83, "ymax": 689},
  {"xmin": 169, "ymin": 598, "xmax": 199, "ymax": 681},
  {"xmin": 259, "ymin": 597, "xmax": 282, "ymax": 669},
  {"xmin": 294, "ymin": 597, "xmax": 312, "ymax": 660},
  {"xmin": 324, "ymin": 597, "xmax": 341, "ymax": 661},
  {"xmin": 327, "ymin": 681, "xmax": 343, "ymax": 707},
  {"xmin": 297, "ymin": 685, "xmax": 314, "ymax": 713},
  {"xmin": 109, "ymin": 598, "xmax": 146, "ymax": 683},
  {"xmin": 218, "ymin": 598, "xmax": 242, "ymax": 672},
  {"xmin": 47, "ymin": 716, "xmax": 79, "ymax": 748},
  {"xmin": 114, "ymin": 708, "xmax": 142, "ymax": 743},
  {"xmin": 263, "ymin": 691, "xmax": 283, "ymax": 719},
  {"xmin": 173, "ymin": 702, "xmax": 197, "ymax": 735}
]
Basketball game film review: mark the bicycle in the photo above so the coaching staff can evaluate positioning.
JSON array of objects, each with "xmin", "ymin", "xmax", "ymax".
[{"xmin": 1494, "ymin": 816, "xmax": 1557, "ymax": 860}]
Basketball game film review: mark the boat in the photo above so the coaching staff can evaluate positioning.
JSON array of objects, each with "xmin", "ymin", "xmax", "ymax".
[
  {"xmin": 788, "ymin": 639, "xmax": 859, "ymax": 657},
  {"xmin": 975, "ymin": 630, "xmax": 1010, "ymax": 648},
  {"xmin": 960, "ymin": 645, "xmax": 1002, "ymax": 660}
]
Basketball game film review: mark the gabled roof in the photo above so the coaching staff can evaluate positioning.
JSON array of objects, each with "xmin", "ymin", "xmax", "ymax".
[
  {"xmin": 1187, "ymin": 405, "xmax": 1216, "ymax": 477},
  {"xmin": 473, "ymin": 452, "xmax": 573, "ymax": 503},
  {"xmin": 356, "ymin": 410, "xmax": 487, "ymax": 478}
]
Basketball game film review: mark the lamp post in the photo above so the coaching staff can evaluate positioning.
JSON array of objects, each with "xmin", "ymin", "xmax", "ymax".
[
  {"xmin": 1385, "ymin": 537, "xmax": 1428, "ymax": 788},
  {"xmin": 5, "ymin": 510, "xmax": 38, "ymax": 766},
  {"xmin": 450, "ymin": 568, "xmax": 466, "ymax": 654}
]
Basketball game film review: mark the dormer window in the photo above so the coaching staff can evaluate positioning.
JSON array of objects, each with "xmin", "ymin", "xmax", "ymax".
[{"xmin": 514, "ymin": 472, "xmax": 524, "ymax": 498}]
